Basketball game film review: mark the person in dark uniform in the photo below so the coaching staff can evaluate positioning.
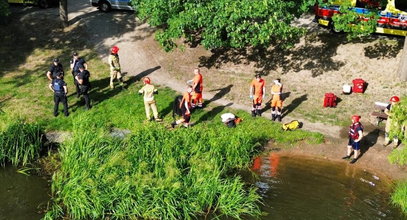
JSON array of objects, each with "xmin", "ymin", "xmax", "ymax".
[
  {"xmin": 46, "ymin": 58, "xmax": 64, "ymax": 80},
  {"xmin": 75, "ymin": 65, "xmax": 91, "ymax": 110},
  {"xmin": 48, "ymin": 72, "xmax": 69, "ymax": 117},
  {"xmin": 70, "ymin": 52, "xmax": 87, "ymax": 97}
]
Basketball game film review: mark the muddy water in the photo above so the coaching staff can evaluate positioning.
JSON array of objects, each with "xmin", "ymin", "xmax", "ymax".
[
  {"xmin": 0, "ymin": 167, "xmax": 50, "ymax": 220},
  {"xmin": 250, "ymin": 153, "xmax": 404, "ymax": 219}
]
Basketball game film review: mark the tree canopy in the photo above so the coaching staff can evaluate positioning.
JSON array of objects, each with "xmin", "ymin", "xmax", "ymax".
[
  {"xmin": 131, "ymin": 0, "xmax": 316, "ymax": 51},
  {"xmin": 0, "ymin": 0, "xmax": 10, "ymax": 18}
]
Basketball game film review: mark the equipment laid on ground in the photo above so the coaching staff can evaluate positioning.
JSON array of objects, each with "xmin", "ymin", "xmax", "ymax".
[
  {"xmin": 323, "ymin": 93, "xmax": 337, "ymax": 107},
  {"xmin": 371, "ymin": 101, "xmax": 388, "ymax": 125},
  {"xmin": 342, "ymin": 84, "xmax": 352, "ymax": 94},
  {"xmin": 352, "ymin": 78, "xmax": 366, "ymax": 93},
  {"xmin": 282, "ymin": 120, "xmax": 301, "ymax": 131}
]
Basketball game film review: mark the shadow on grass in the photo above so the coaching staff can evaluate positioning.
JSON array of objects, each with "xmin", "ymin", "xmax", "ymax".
[
  {"xmin": 281, "ymin": 94, "xmax": 308, "ymax": 118},
  {"xmin": 196, "ymin": 102, "xmax": 233, "ymax": 124}
]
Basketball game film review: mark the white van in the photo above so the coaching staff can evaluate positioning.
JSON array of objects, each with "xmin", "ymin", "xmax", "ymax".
[{"xmin": 90, "ymin": 0, "xmax": 134, "ymax": 12}]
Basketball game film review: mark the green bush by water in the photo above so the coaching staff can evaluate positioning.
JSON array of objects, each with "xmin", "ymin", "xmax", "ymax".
[
  {"xmin": 392, "ymin": 181, "xmax": 407, "ymax": 214},
  {"xmin": 0, "ymin": 121, "xmax": 43, "ymax": 166}
]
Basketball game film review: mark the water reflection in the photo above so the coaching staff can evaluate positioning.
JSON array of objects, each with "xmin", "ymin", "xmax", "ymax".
[{"xmin": 249, "ymin": 154, "xmax": 403, "ymax": 220}]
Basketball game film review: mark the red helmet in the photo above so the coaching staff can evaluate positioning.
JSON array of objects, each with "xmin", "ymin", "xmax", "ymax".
[
  {"xmin": 143, "ymin": 77, "xmax": 151, "ymax": 84},
  {"xmin": 352, "ymin": 115, "xmax": 361, "ymax": 122},
  {"xmin": 111, "ymin": 46, "xmax": 119, "ymax": 54},
  {"xmin": 390, "ymin": 96, "xmax": 400, "ymax": 102}
]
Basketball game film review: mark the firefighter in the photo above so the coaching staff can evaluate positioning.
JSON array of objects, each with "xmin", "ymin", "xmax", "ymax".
[
  {"xmin": 138, "ymin": 77, "xmax": 162, "ymax": 122},
  {"xmin": 108, "ymin": 46, "xmax": 124, "ymax": 89},
  {"xmin": 191, "ymin": 68, "xmax": 203, "ymax": 108},
  {"xmin": 270, "ymin": 78, "xmax": 283, "ymax": 121},
  {"xmin": 48, "ymin": 72, "xmax": 69, "ymax": 117},
  {"xmin": 342, "ymin": 115, "xmax": 364, "ymax": 164},
  {"xmin": 249, "ymin": 74, "xmax": 265, "ymax": 117},
  {"xmin": 384, "ymin": 96, "xmax": 400, "ymax": 148},
  {"xmin": 46, "ymin": 58, "xmax": 64, "ymax": 80},
  {"xmin": 70, "ymin": 52, "xmax": 87, "ymax": 97},
  {"xmin": 75, "ymin": 65, "xmax": 92, "ymax": 110},
  {"xmin": 171, "ymin": 86, "xmax": 193, "ymax": 128}
]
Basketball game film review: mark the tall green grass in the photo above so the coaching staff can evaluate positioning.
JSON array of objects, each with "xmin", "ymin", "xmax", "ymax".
[
  {"xmin": 392, "ymin": 181, "xmax": 407, "ymax": 214},
  {"xmin": 0, "ymin": 120, "xmax": 43, "ymax": 166}
]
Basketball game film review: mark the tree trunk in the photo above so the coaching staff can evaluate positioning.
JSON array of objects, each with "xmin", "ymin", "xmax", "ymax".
[
  {"xmin": 397, "ymin": 36, "xmax": 407, "ymax": 81},
  {"xmin": 59, "ymin": 0, "xmax": 68, "ymax": 27}
]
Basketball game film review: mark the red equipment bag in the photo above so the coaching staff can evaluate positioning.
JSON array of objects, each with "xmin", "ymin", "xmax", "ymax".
[
  {"xmin": 352, "ymin": 78, "xmax": 366, "ymax": 93},
  {"xmin": 323, "ymin": 93, "xmax": 337, "ymax": 107}
]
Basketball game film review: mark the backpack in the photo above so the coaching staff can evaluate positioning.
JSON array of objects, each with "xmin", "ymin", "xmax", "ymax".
[{"xmin": 282, "ymin": 120, "xmax": 301, "ymax": 131}]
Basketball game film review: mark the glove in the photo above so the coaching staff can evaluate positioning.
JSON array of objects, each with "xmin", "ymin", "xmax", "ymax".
[{"xmin": 250, "ymin": 95, "xmax": 253, "ymax": 100}]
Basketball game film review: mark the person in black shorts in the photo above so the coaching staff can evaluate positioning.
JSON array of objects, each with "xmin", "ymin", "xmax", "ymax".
[
  {"xmin": 48, "ymin": 72, "xmax": 69, "ymax": 116},
  {"xmin": 342, "ymin": 115, "xmax": 363, "ymax": 164},
  {"xmin": 46, "ymin": 58, "xmax": 64, "ymax": 80},
  {"xmin": 76, "ymin": 65, "xmax": 92, "ymax": 110}
]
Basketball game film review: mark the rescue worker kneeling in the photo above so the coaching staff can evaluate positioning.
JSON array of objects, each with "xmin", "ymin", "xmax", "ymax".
[
  {"xmin": 342, "ymin": 115, "xmax": 364, "ymax": 164},
  {"xmin": 221, "ymin": 113, "xmax": 242, "ymax": 128},
  {"xmin": 270, "ymin": 78, "xmax": 283, "ymax": 122},
  {"xmin": 249, "ymin": 74, "xmax": 265, "ymax": 117},
  {"xmin": 138, "ymin": 77, "xmax": 162, "ymax": 122},
  {"xmin": 171, "ymin": 86, "xmax": 193, "ymax": 128},
  {"xmin": 48, "ymin": 72, "xmax": 69, "ymax": 117}
]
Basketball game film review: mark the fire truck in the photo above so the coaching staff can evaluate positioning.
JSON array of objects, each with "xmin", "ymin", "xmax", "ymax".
[{"xmin": 315, "ymin": 0, "xmax": 407, "ymax": 36}]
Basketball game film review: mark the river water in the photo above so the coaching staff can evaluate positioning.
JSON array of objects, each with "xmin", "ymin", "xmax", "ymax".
[
  {"xmin": 0, "ymin": 154, "xmax": 404, "ymax": 220},
  {"xmin": 250, "ymin": 153, "xmax": 404, "ymax": 220},
  {"xmin": 0, "ymin": 167, "xmax": 49, "ymax": 220}
]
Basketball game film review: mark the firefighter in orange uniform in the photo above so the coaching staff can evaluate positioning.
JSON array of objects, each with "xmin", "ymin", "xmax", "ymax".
[
  {"xmin": 191, "ymin": 68, "xmax": 204, "ymax": 108},
  {"xmin": 171, "ymin": 86, "xmax": 193, "ymax": 128},
  {"xmin": 270, "ymin": 78, "xmax": 283, "ymax": 121},
  {"xmin": 249, "ymin": 74, "xmax": 266, "ymax": 117}
]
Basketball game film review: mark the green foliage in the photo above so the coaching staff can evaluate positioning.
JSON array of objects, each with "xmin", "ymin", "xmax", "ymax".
[
  {"xmin": 0, "ymin": 120, "xmax": 43, "ymax": 166},
  {"xmin": 388, "ymin": 97, "xmax": 407, "ymax": 165},
  {"xmin": 0, "ymin": 0, "xmax": 10, "ymax": 18},
  {"xmin": 392, "ymin": 180, "xmax": 407, "ymax": 214},
  {"xmin": 331, "ymin": 1, "xmax": 378, "ymax": 39},
  {"xmin": 131, "ymin": 0, "xmax": 316, "ymax": 51}
]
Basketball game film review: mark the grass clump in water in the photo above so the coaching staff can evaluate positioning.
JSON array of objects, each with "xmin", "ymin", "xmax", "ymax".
[{"xmin": 0, "ymin": 120, "xmax": 43, "ymax": 166}]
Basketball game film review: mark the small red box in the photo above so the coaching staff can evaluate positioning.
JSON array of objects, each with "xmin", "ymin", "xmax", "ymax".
[
  {"xmin": 352, "ymin": 78, "xmax": 366, "ymax": 93},
  {"xmin": 323, "ymin": 93, "xmax": 337, "ymax": 107}
]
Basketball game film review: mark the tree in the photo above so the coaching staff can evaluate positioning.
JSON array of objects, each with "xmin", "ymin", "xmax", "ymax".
[
  {"xmin": 397, "ymin": 37, "xmax": 407, "ymax": 81},
  {"xmin": 59, "ymin": 0, "xmax": 68, "ymax": 27},
  {"xmin": 0, "ymin": 0, "xmax": 10, "ymax": 21},
  {"xmin": 131, "ymin": 0, "xmax": 316, "ymax": 51}
]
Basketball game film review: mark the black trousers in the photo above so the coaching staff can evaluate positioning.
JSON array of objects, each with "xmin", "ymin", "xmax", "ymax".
[
  {"xmin": 79, "ymin": 85, "xmax": 91, "ymax": 109},
  {"xmin": 54, "ymin": 93, "xmax": 68, "ymax": 116},
  {"xmin": 72, "ymin": 72, "xmax": 80, "ymax": 95}
]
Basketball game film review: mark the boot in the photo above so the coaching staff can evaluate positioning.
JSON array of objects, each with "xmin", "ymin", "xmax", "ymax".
[
  {"xmin": 383, "ymin": 138, "xmax": 390, "ymax": 146},
  {"xmin": 256, "ymin": 109, "xmax": 262, "ymax": 117},
  {"xmin": 251, "ymin": 110, "xmax": 256, "ymax": 117},
  {"xmin": 277, "ymin": 115, "xmax": 282, "ymax": 122},
  {"xmin": 271, "ymin": 114, "xmax": 276, "ymax": 121},
  {"xmin": 171, "ymin": 122, "xmax": 176, "ymax": 128}
]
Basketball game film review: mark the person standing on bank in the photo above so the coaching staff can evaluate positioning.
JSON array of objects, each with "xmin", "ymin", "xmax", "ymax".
[
  {"xmin": 342, "ymin": 115, "xmax": 364, "ymax": 164},
  {"xmin": 191, "ymin": 68, "xmax": 203, "ymax": 108},
  {"xmin": 249, "ymin": 74, "xmax": 266, "ymax": 117},
  {"xmin": 138, "ymin": 77, "xmax": 162, "ymax": 122},
  {"xmin": 108, "ymin": 46, "xmax": 124, "ymax": 89},
  {"xmin": 46, "ymin": 58, "xmax": 64, "ymax": 80},
  {"xmin": 70, "ymin": 52, "xmax": 87, "ymax": 97},
  {"xmin": 270, "ymin": 78, "xmax": 283, "ymax": 122},
  {"xmin": 76, "ymin": 65, "xmax": 92, "ymax": 110},
  {"xmin": 48, "ymin": 72, "xmax": 69, "ymax": 117},
  {"xmin": 384, "ymin": 96, "xmax": 401, "ymax": 148}
]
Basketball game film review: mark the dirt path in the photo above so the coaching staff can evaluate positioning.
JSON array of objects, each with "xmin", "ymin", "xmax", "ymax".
[{"xmin": 66, "ymin": 1, "xmax": 406, "ymax": 179}]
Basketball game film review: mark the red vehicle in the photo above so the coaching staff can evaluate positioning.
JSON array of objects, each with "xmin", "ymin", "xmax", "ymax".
[{"xmin": 315, "ymin": 0, "xmax": 407, "ymax": 36}]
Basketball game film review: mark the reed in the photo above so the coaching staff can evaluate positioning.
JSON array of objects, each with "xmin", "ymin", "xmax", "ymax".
[{"xmin": 0, "ymin": 120, "xmax": 43, "ymax": 166}]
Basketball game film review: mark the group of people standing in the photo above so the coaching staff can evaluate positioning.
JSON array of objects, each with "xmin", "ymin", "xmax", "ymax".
[{"xmin": 47, "ymin": 52, "xmax": 91, "ymax": 117}]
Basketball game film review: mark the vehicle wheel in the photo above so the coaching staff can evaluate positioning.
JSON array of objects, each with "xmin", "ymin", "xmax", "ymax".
[
  {"xmin": 38, "ymin": 0, "xmax": 49, "ymax": 8},
  {"xmin": 99, "ymin": 1, "xmax": 111, "ymax": 12}
]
